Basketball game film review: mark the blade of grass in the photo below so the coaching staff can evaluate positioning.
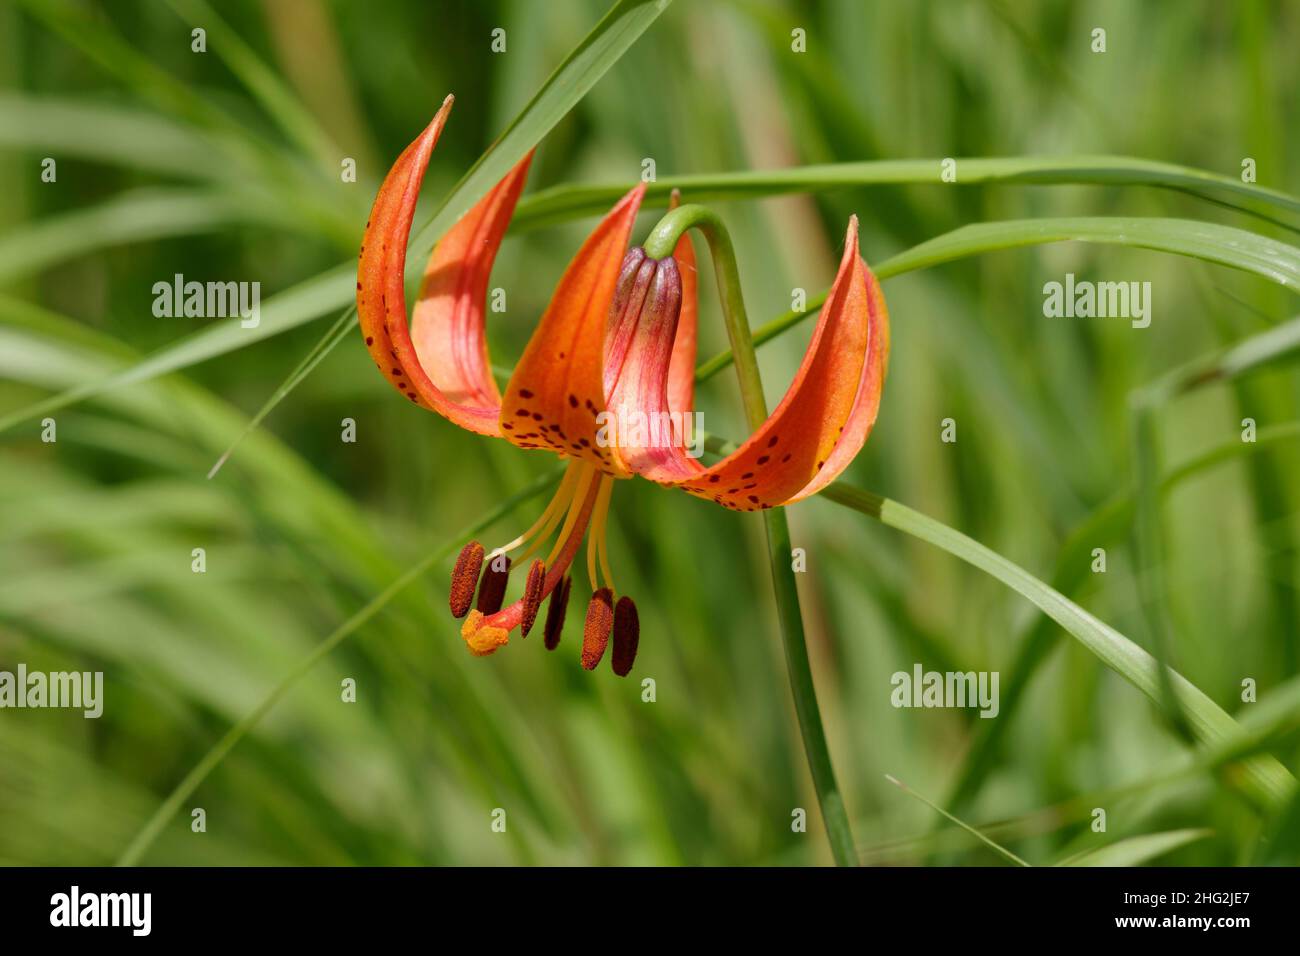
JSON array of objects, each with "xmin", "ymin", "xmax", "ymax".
[
  {"xmin": 1129, "ymin": 396, "xmax": 1195, "ymax": 743},
  {"xmin": 511, "ymin": 156, "xmax": 1300, "ymax": 233},
  {"xmin": 942, "ymin": 311, "xmax": 1300, "ymax": 817},
  {"xmin": 1056, "ymin": 829, "xmax": 1211, "ymax": 866},
  {"xmin": 0, "ymin": 189, "xmax": 296, "ymax": 287},
  {"xmin": 821, "ymin": 483, "xmax": 1295, "ymax": 810},
  {"xmin": 884, "ymin": 774, "xmax": 1031, "ymax": 866},
  {"xmin": 698, "ymin": 216, "xmax": 1300, "ymax": 383},
  {"xmin": 162, "ymin": 0, "xmax": 339, "ymax": 168},
  {"xmin": 206, "ymin": 306, "xmax": 357, "ymax": 479},
  {"xmin": 0, "ymin": 264, "xmax": 355, "ymax": 434},
  {"xmin": 1123, "ymin": 312, "xmax": 1300, "ymax": 754},
  {"xmin": 115, "ymin": 466, "xmax": 563, "ymax": 867},
  {"xmin": 407, "ymin": 0, "xmax": 673, "ymax": 257},
  {"xmin": 942, "ymin": 420, "xmax": 1300, "ymax": 818},
  {"xmin": 0, "ymin": 92, "xmax": 232, "ymax": 179}
]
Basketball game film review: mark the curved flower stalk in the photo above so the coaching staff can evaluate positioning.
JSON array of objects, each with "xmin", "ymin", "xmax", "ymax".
[{"xmin": 357, "ymin": 97, "xmax": 889, "ymax": 676}]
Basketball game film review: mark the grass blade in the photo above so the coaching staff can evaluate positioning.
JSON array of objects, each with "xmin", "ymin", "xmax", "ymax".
[
  {"xmin": 408, "ymin": 0, "xmax": 673, "ymax": 257},
  {"xmin": 884, "ymin": 774, "xmax": 1031, "ymax": 866},
  {"xmin": 115, "ymin": 467, "xmax": 562, "ymax": 867},
  {"xmin": 1057, "ymin": 829, "xmax": 1211, "ymax": 867},
  {"xmin": 699, "ymin": 216, "xmax": 1300, "ymax": 382},
  {"xmin": 822, "ymin": 483, "xmax": 1295, "ymax": 810},
  {"xmin": 512, "ymin": 156, "xmax": 1300, "ymax": 233},
  {"xmin": 206, "ymin": 307, "xmax": 357, "ymax": 480}
]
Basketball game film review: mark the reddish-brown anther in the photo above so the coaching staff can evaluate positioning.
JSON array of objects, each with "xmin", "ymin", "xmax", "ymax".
[
  {"xmin": 520, "ymin": 560, "xmax": 545, "ymax": 637},
  {"xmin": 543, "ymin": 576, "xmax": 571, "ymax": 650},
  {"xmin": 475, "ymin": 553, "xmax": 511, "ymax": 614},
  {"xmin": 581, "ymin": 588, "xmax": 614, "ymax": 670},
  {"xmin": 611, "ymin": 596, "xmax": 640, "ymax": 677},
  {"xmin": 449, "ymin": 541, "xmax": 485, "ymax": 618}
]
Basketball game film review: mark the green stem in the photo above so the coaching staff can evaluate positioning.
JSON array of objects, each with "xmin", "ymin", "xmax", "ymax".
[{"xmin": 646, "ymin": 205, "xmax": 859, "ymax": 866}]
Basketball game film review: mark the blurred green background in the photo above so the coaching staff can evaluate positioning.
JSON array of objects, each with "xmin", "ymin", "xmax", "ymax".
[{"xmin": 1, "ymin": 0, "xmax": 1298, "ymax": 866}]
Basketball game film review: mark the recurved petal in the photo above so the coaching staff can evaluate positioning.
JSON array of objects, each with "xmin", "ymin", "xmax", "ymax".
[
  {"xmin": 665, "ymin": 207, "xmax": 698, "ymax": 417},
  {"xmin": 649, "ymin": 216, "xmax": 888, "ymax": 510},
  {"xmin": 358, "ymin": 97, "xmax": 530, "ymax": 436},
  {"xmin": 498, "ymin": 185, "xmax": 645, "ymax": 472},
  {"xmin": 403, "ymin": 152, "xmax": 533, "ymax": 434},
  {"xmin": 783, "ymin": 250, "xmax": 888, "ymax": 503}
]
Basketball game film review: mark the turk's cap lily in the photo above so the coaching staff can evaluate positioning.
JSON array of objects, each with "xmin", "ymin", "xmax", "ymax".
[{"xmin": 357, "ymin": 98, "xmax": 888, "ymax": 672}]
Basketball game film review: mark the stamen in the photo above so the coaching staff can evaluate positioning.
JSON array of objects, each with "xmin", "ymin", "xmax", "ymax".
[
  {"xmin": 516, "ymin": 497, "xmax": 569, "ymax": 566},
  {"xmin": 544, "ymin": 464, "xmax": 598, "ymax": 567},
  {"xmin": 611, "ymin": 596, "xmax": 639, "ymax": 676},
  {"xmin": 520, "ymin": 560, "xmax": 545, "ymax": 637},
  {"xmin": 595, "ymin": 493, "xmax": 615, "ymax": 593},
  {"xmin": 496, "ymin": 465, "xmax": 580, "ymax": 555},
  {"xmin": 543, "ymin": 575, "xmax": 571, "ymax": 650},
  {"xmin": 581, "ymin": 587, "xmax": 614, "ymax": 670},
  {"xmin": 586, "ymin": 475, "xmax": 615, "ymax": 591},
  {"xmin": 449, "ymin": 541, "xmax": 485, "ymax": 618},
  {"xmin": 475, "ymin": 553, "xmax": 511, "ymax": 614},
  {"xmin": 461, "ymin": 472, "xmax": 601, "ymax": 647}
]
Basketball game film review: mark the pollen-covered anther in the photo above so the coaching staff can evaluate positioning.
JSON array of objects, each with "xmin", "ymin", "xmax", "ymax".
[
  {"xmin": 581, "ymin": 587, "xmax": 613, "ymax": 670},
  {"xmin": 476, "ymin": 552, "xmax": 512, "ymax": 615},
  {"xmin": 461, "ymin": 610, "xmax": 509, "ymax": 657},
  {"xmin": 611, "ymin": 596, "xmax": 639, "ymax": 677},
  {"xmin": 449, "ymin": 541, "xmax": 485, "ymax": 618},
  {"xmin": 544, "ymin": 576, "xmax": 572, "ymax": 650},
  {"xmin": 520, "ymin": 560, "xmax": 545, "ymax": 637}
]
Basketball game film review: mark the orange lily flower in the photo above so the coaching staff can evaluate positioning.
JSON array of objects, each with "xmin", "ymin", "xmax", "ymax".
[{"xmin": 358, "ymin": 97, "xmax": 889, "ymax": 675}]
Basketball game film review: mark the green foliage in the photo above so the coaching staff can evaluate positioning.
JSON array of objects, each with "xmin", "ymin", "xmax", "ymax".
[{"xmin": 2, "ymin": 0, "xmax": 1298, "ymax": 867}]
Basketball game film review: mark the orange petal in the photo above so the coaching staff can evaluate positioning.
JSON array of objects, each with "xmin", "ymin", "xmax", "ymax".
[
  {"xmin": 647, "ymin": 216, "xmax": 888, "ymax": 510},
  {"xmin": 498, "ymin": 185, "xmax": 645, "ymax": 472},
  {"xmin": 358, "ymin": 97, "xmax": 531, "ymax": 436},
  {"xmin": 402, "ymin": 152, "xmax": 533, "ymax": 435},
  {"xmin": 665, "ymin": 221, "xmax": 698, "ymax": 417},
  {"xmin": 784, "ymin": 251, "xmax": 888, "ymax": 503}
]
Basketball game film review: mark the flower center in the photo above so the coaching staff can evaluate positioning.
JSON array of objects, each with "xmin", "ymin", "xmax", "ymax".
[{"xmin": 449, "ymin": 460, "xmax": 640, "ymax": 675}]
